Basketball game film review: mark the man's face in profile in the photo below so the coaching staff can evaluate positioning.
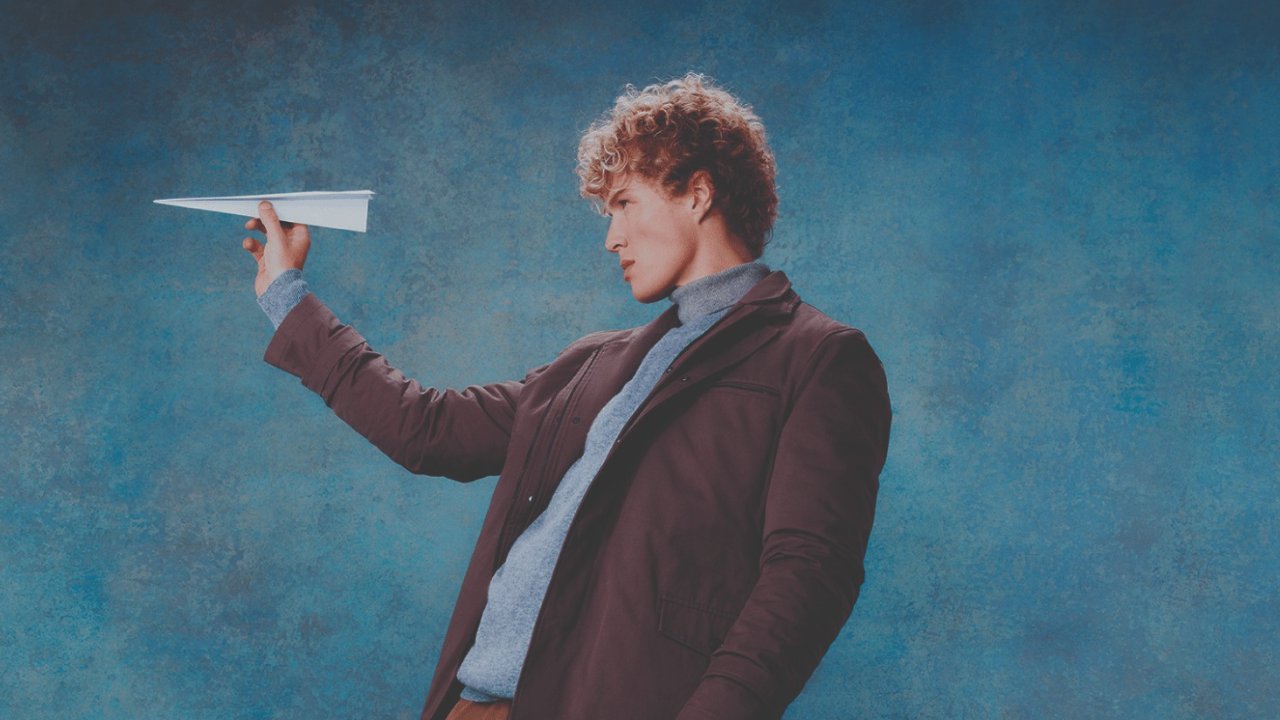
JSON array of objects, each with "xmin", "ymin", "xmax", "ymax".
[{"xmin": 603, "ymin": 173, "xmax": 700, "ymax": 304}]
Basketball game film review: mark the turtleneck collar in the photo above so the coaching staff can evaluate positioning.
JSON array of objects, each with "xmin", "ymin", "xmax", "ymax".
[{"xmin": 669, "ymin": 260, "xmax": 772, "ymax": 325}]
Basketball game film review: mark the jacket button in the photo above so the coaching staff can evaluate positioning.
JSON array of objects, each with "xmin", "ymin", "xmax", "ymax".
[
  {"xmin": 528, "ymin": 495, "xmax": 535, "ymax": 503},
  {"xmin": 680, "ymin": 375, "xmax": 690, "ymax": 382},
  {"xmin": 664, "ymin": 366, "xmax": 672, "ymax": 373}
]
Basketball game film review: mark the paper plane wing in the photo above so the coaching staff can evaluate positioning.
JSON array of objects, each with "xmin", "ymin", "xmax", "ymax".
[{"xmin": 154, "ymin": 190, "xmax": 375, "ymax": 232}]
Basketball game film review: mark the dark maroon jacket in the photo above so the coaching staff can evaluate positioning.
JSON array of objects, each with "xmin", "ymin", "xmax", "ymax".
[{"xmin": 263, "ymin": 270, "xmax": 891, "ymax": 720}]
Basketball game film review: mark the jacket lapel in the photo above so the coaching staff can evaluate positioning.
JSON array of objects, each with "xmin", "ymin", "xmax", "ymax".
[
  {"xmin": 664, "ymin": 269, "xmax": 799, "ymax": 378},
  {"xmin": 618, "ymin": 270, "xmax": 798, "ymax": 440},
  {"xmin": 566, "ymin": 270, "xmax": 799, "ymax": 451},
  {"xmin": 567, "ymin": 302, "xmax": 681, "ymax": 430}
]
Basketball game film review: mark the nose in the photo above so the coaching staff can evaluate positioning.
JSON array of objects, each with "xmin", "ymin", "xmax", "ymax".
[{"xmin": 605, "ymin": 215, "xmax": 624, "ymax": 253}]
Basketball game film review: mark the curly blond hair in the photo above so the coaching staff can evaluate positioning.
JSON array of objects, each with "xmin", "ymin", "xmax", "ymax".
[{"xmin": 576, "ymin": 73, "xmax": 778, "ymax": 258}]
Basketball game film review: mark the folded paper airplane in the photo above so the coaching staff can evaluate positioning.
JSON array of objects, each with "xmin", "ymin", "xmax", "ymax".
[{"xmin": 154, "ymin": 190, "xmax": 375, "ymax": 232}]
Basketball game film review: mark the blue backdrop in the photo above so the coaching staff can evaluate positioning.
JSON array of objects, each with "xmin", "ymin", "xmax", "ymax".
[{"xmin": 2, "ymin": 1, "xmax": 1276, "ymax": 717}]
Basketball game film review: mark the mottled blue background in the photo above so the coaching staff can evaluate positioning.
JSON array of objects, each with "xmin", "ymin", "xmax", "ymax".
[{"xmin": 2, "ymin": 1, "xmax": 1276, "ymax": 718}]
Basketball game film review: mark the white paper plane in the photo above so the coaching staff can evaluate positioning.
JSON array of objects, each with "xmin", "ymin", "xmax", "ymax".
[{"xmin": 154, "ymin": 190, "xmax": 375, "ymax": 232}]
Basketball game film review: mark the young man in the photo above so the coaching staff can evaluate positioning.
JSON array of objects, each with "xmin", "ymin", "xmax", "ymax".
[{"xmin": 241, "ymin": 74, "xmax": 890, "ymax": 720}]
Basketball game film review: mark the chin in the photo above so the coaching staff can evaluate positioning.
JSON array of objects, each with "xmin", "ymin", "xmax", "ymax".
[{"xmin": 629, "ymin": 282, "xmax": 671, "ymax": 304}]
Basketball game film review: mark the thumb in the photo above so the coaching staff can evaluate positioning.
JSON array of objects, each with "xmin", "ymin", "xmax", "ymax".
[{"xmin": 257, "ymin": 200, "xmax": 284, "ymax": 243}]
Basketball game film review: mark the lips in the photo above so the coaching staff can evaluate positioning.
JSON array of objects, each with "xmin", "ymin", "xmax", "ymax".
[{"xmin": 620, "ymin": 259, "xmax": 634, "ymax": 270}]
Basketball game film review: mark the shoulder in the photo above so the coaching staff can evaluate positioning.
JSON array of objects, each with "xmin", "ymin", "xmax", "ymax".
[
  {"xmin": 780, "ymin": 300, "xmax": 880, "ymax": 366},
  {"xmin": 788, "ymin": 300, "xmax": 863, "ymax": 340},
  {"xmin": 520, "ymin": 325, "xmax": 632, "ymax": 384},
  {"xmin": 558, "ymin": 327, "xmax": 630, "ymax": 360},
  {"xmin": 771, "ymin": 299, "xmax": 888, "ymax": 403}
]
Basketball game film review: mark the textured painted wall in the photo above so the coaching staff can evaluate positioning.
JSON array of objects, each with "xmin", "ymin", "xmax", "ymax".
[{"xmin": 2, "ymin": 1, "xmax": 1276, "ymax": 718}]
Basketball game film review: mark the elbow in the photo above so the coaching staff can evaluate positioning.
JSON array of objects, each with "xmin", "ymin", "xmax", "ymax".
[
  {"xmin": 400, "ymin": 443, "xmax": 503, "ymax": 483},
  {"xmin": 758, "ymin": 530, "xmax": 866, "ymax": 601}
]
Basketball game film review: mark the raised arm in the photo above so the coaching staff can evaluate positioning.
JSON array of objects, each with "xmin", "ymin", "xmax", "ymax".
[
  {"xmin": 262, "ymin": 291, "xmax": 538, "ymax": 481},
  {"xmin": 243, "ymin": 201, "xmax": 537, "ymax": 482},
  {"xmin": 676, "ymin": 329, "xmax": 892, "ymax": 719}
]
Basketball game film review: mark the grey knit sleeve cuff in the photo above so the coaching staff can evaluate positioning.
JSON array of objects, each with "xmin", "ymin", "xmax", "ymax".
[{"xmin": 257, "ymin": 268, "xmax": 310, "ymax": 329}]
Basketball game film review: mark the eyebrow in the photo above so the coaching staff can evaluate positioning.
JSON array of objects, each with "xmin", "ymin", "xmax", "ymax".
[{"xmin": 605, "ymin": 187, "xmax": 630, "ymax": 208}]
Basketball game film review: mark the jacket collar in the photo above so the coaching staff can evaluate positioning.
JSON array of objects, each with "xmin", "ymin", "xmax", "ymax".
[
  {"xmin": 619, "ymin": 268, "xmax": 798, "ymax": 348},
  {"xmin": 737, "ymin": 268, "xmax": 799, "ymax": 309}
]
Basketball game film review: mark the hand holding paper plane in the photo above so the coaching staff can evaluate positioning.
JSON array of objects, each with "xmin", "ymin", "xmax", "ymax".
[{"xmin": 154, "ymin": 190, "xmax": 374, "ymax": 232}]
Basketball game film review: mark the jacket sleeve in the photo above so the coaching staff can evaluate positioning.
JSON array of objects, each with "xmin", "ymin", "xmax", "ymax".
[
  {"xmin": 262, "ymin": 292, "xmax": 547, "ymax": 482},
  {"xmin": 676, "ymin": 329, "xmax": 892, "ymax": 720}
]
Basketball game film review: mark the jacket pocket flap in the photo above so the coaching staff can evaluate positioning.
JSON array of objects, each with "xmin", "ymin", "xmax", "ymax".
[{"xmin": 658, "ymin": 595, "xmax": 738, "ymax": 658}]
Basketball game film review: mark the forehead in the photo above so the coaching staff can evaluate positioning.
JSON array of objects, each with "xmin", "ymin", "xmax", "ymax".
[{"xmin": 605, "ymin": 174, "xmax": 665, "ymax": 203}]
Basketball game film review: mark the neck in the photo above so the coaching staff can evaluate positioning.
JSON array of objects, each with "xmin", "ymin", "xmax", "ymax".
[{"xmin": 673, "ymin": 225, "xmax": 755, "ymax": 287}]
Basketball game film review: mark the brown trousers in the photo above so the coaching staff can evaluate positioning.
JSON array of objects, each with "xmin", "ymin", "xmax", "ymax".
[{"xmin": 443, "ymin": 697, "xmax": 512, "ymax": 720}]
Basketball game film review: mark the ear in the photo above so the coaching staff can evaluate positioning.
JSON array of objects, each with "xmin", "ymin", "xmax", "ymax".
[{"xmin": 687, "ymin": 170, "xmax": 716, "ymax": 222}]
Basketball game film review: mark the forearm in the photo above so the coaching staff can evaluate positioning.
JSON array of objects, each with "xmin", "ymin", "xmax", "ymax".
[
  {"xmin": 260, "ymin": 289, "xmax": 523, "ymax": 481},
  {"xmin": 676, "ymin": 534, "xmax": 866, "ymax": 719}
]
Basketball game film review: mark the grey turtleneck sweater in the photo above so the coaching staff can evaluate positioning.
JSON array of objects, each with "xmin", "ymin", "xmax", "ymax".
[{"xmin": 256, "ymin": 260, "xmax": 773, "ymax": 702}]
